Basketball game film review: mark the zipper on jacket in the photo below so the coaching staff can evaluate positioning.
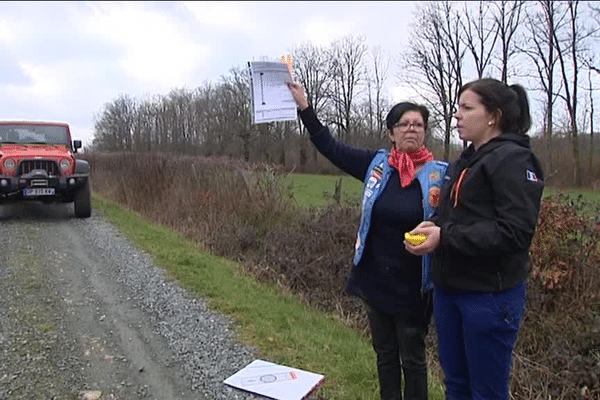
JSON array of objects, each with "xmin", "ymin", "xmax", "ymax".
[{"xmin": 497, "ymin": 272, "xmax": 503, "ymax": 290}]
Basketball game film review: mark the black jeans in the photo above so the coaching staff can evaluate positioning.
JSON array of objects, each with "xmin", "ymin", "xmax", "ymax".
[{"xmin": 367, "ymin": 307, "xmax": 429, "ymax": 400}]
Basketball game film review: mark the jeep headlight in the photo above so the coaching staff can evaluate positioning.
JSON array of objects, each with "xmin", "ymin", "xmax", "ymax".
[
  {"xmin": 4, "ymin": 158, "xmax": 15, "ymax": 170},
  {"xmin": 60, "ymin": 158, "xmax": 71, "ymax": 171}
]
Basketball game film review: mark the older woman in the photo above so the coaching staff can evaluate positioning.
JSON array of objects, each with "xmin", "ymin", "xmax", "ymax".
[{"xmin": 288, "ymin": 82, "xmax": 447, "ymax": 400}]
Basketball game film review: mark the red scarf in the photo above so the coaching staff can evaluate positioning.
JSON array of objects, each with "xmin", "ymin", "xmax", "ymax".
[{"xmin": 388, "ymin": 146, "xmax": 434, "ymax": 187}]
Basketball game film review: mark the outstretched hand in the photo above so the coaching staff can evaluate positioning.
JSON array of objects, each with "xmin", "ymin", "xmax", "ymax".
[
  {"xmin": 404, "ymin": 221, "xmax": 441, "ymax": 256},
  {"xmin": 287, "ymin": 82, "xmax": 309, "ymax": 111}
]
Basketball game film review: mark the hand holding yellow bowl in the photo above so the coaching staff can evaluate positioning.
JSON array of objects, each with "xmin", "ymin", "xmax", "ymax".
[{"xmin": 405, "ymin": 232, "xmax": 427, "ymax": 246}]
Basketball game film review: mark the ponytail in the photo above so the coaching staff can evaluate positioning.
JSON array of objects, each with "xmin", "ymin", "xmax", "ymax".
[{"xmin": 509, "ymin": 84, "xmax": 531, "ymax": 135}]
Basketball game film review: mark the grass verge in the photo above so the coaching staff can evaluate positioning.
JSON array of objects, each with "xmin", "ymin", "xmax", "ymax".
[
  {"xmin": 93, "ymin": 194, "xmax": 446, "ymax": 399},
  {"xmin": 93, "ymin": 194, "xmax": 392, "ymax": 399}
]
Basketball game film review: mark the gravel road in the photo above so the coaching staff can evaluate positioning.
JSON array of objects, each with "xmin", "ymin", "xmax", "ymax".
[{"xmin": 0, "ymin": 202, "xmax": 262, "ymax": 399}]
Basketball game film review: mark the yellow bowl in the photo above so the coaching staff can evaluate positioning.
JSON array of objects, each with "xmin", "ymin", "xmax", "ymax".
[{"xmin": 405, "ymin": 232, "xmax": 427, "ymax": 246}]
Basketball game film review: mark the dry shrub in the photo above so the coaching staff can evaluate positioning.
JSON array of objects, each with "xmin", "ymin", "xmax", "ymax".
[
  {"xmin": 85, "ymin": 151, "xmax": 289, "ymax": 253},
  {"xmin": 84, "ymin": 152, "xmax": 600, "ymax": 396},
  {"xmin": 531, "ymin": 136, "xmax": 600, "ymax": 188},
  {"xmin": 514, "ymin": 193, "xmax": 600, "ymax": 399},
  {"xmin": 242, "ymin": 204, "xmax": 370, "ymax": 331}
]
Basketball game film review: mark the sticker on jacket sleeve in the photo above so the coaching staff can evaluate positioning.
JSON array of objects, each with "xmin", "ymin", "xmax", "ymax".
[
  {"xmin": 526, "ymin": 170, "xmax": 538, "ymax": 182},
  {"xmin": 429, "ymin": 186, "xmax": 441, "ymax": 207}
]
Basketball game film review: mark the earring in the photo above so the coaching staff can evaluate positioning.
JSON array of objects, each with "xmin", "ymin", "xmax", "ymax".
[{"xmin": 488, "ymin": 121, "xmax": 493, "ymax": 126}]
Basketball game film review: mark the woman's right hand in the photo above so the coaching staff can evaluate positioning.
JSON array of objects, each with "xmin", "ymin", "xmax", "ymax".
[
  {"xmin": 287, "ymin": 82, "xmax": 309, "ymax": 111},
  {"xmin": 404, "ymin": 221, "xmax": 441, "ymax": 255}
]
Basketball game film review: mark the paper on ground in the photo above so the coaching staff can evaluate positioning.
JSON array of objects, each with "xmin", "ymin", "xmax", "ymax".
[
  {"xmin": 248, "ymin": 61, "xmax": 297, "ymax": 124},
  {"xmin": 223, "ymin": 359, "xmax": 325, "ymax": 400}
]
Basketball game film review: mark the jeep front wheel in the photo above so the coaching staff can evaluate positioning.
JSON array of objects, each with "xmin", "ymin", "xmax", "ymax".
[{"xmin": 74, "ymin": 179, "xmax": 91, "ymax": 218}]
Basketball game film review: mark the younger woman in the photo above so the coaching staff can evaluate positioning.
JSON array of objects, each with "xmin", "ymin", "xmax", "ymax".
[{"xmin": 406, "ymin": 78, "xmax": 544, "ymax": 399}]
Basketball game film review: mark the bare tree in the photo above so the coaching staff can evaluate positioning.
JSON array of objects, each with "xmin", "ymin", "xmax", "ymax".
[
  {"xmin": 132, "ymin": 99, "xmax": 156, "ymax": 152},
  {"xmin": 583, "ymin": 3, "xmax": 600, "ymax": 174},
  {"xmin": 218, "ymin": 66, "xmax": 254, "ymax": 160},
  {"xmin": 365, "ymin": 45, "xmax": 390, "ymax": 141},
  {"xmin": 191, "ymin": 83, "xmax": 218, "ymax": 154},
  {"xmin": 291, "ymin": 42, "xmax": 335, "ymax": 167},
  {"xmin": 491, "ymin": 0, "xmax": 525, "ymax": 83},
  {"xmin": 552, "ymin": 0, "xmax": 595, "ymax": 186},
  {"xmin": 519, "ymin": 0, "xmax": 564, "ymax": 177},
  {"xmin": 461, "ymin": 1, "xmax": 499, "ymax": 79},
  {"xmin": 92, "ymin": 94, "xmax": 136, "ymax": 151},
  {"xmin": 401, "ymin": 1, "xmax": 465, "ymax": 160},
  {"xmin": 164, "ymin": 88, "xmax": 193, "ymax": 151},
  {"xmin": 292, "ymin": 42, "xmax": 333, "ymax": 118},
  {"xmin": 586, "ymin": 68, "xmax": 595, "ymax": 171},
  {"xmin": 327, "ymin": 35, "xmax": 368, "ymax": 143}
]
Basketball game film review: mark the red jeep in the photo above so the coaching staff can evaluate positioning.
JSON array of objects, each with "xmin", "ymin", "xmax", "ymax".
[{"xmin": 0, "ymin": 121, "xmax": 91, "ymax": 218}]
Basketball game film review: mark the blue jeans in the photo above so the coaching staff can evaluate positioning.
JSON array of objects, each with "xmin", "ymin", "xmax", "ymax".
[{"xmin": 433, "ymin": 283, "xmax": 526, "ymax": 400}]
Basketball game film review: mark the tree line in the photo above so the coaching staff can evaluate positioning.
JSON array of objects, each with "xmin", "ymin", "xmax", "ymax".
[{"xmin": 91, "ymin": 0, "xmax": 600, "ymax": 188}]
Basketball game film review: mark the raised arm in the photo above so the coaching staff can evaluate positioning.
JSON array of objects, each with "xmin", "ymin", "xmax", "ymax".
[{"xmin": 287, "ymin": 82, "xmax": 309, "ymax": 111}]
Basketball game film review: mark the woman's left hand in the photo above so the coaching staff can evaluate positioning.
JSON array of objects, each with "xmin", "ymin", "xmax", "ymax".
[{"xmin": 404, "ymin": 221, "xmax": 441, "ymax": 255}]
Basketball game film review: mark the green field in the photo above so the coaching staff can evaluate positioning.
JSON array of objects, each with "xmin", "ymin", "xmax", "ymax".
[
  {"xmin": 284, "ymin": 172, "xmax": 600, "ymax": 208},
  {"xmin": 543, "ymin": 186, "xmax": 600, "ymax": 201},
  {"xmin": 283, "ymin": 173, "xmax": 363, "ymax": 208}
]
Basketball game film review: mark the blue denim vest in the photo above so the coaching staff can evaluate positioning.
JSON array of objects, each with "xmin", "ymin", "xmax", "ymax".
[{"xmin": 353, "ymin": 150, "xmax": 448, "ymax": 292}]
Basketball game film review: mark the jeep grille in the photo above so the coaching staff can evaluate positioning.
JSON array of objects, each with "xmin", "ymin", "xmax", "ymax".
[{"xmin": 18, "ymin": 160, "xmax": 60, "ymax": 177}]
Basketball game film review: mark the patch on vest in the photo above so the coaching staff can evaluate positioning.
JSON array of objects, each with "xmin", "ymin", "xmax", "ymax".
[
  {"xmin": 429, "ymin": 170, "xmax": 441, "ymax": 182},
  {"xmin": 372, "ymin": 165, "xmax": 383, "ymax": 180},
  {"xmin": 429, "ymin": 186, "xmax": 441, "ymax": 207}
]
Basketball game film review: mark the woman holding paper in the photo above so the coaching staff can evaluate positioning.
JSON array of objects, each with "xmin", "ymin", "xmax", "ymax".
[{"xmin": 288, "ymin": 82, "xmax": 447, "ymax": 400}]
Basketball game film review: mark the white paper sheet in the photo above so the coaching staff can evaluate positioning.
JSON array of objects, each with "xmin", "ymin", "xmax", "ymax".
[
  {"xmin": 223, "ymin": 359, "xmax": 325, "ymax": 400},
  {"xmin": 248, "ymin": 61, "xmax": 298, "ymax": 124}
]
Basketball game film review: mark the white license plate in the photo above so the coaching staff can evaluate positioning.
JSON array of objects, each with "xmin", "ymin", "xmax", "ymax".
[{"xmin": 24, "ymin": 188, "xmax": 55, "ymax": 196}]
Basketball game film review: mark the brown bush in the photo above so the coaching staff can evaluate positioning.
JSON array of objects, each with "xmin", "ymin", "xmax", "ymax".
[
  {"xmin": 514, "ymin": 193, "xmax": 600, "ymax": 399},
  {"xmin": 84, "ymin": 152, "xmax": 600, "ymax": 398},
  {"xmin": 86, "ymin": 151, "xmax": 289, "ymax": 251}
]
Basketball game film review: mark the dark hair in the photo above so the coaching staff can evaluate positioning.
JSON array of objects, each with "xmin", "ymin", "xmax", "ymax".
[
  {"xmin": 385, "ymin": 102, "xmax": 429, "ymax": 130},
  {"xmin": 459, "ymin": 78, "xmax": 531, "ymax": 135}
]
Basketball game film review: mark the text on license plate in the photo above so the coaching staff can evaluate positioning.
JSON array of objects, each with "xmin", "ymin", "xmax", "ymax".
[{"xmin": 24, "ymin": 188, "xmax": 55, "ymax": 196}]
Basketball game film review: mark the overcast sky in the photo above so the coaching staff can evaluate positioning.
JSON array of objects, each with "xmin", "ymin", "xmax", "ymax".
[{"xmin": 0, "ymin": 1, "xmax": 420, "ymax": 147}]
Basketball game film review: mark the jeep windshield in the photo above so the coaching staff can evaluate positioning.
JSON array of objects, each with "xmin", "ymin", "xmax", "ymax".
[{"xmin": 0, "ymin": 124, "xmax": 70, "ymax": 146}]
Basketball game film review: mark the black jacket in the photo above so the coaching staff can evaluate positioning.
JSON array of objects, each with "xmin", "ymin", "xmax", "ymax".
[{"xmin": 431, "ymin": 133, "xmax": 544, "ymax": 292}]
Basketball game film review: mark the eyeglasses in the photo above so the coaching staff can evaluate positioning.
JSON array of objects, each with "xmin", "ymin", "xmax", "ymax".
[{"xmin": 393, "ymin": 121, "xmax": 425, "ymax": 130}]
